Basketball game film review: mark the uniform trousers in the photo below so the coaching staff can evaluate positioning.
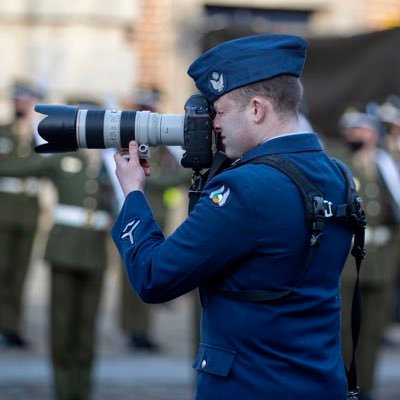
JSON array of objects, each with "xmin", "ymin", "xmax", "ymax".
[
  {"xmin": 120, "ymin": 268, "xmax": 150, "ymax": 335},
  {"xmin": 50, "ymin": 265, "xmax": 104, "ymax": 400},
  {"xmin": 0, "ymin": 224, "xmax": 36, "ymax": 333}
]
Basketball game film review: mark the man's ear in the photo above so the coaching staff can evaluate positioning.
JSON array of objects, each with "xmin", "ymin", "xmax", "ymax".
[{"xmin": 250, "ymin": 96, "xmax": 269, "ymax": 123}]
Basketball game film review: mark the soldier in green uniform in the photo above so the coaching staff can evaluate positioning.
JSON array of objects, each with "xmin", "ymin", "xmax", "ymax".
[
  {"xmin": 0, "ymin": 145, "xmax": 114, "ymax": 400},
  {"xmin": 115, "ymin": 88, "xmax": 191, "ymax": 350},
  {"xmin": 379, "ymin": 96, "xmax": 400, "ymax": 325},
  {"xmin": 337, "ymin": 110, "xmax": 400, "ymax": 400},
  {"xmin": 46, "ymin": 149, "xmax": 113, "ymax": 400},
  {"xmin": 379, "ymin": 95, "xmax": 400, "ymax": 167},
  {"xmin": 0, "ymin": 81, "xmax": 45, "ymax": 348}
]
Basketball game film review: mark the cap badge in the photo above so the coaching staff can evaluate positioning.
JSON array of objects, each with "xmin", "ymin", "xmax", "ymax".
[
  {"xmin": 209, "ymin": 71, "xmax": 225, "ymax": 94},
  {"xmin": 209, "ymin": 185, "xmax": 231, "ymax": 207}
]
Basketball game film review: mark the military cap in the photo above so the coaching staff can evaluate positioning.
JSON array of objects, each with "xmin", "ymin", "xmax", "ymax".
[
  {"xmin": 12, "ymin": 80, "xmax": 45, "ymax": 100},
  {"xmin": 66, "ymin": 97, "xmax": 101, "ymax": 110},
  {"xmin": 339, "ymin": 110, "xmax": 381, "ymax": 134},
  {"xmin": 379, "ymin": 95, "xmax": 400, "ymax": 127},
  {"xmin": 134, "ymin": 87, "xmax": 161, "ymax": 107},
  {"xmin": 187, "ymin": 34, "xmax": 308, "ymax": 102}
]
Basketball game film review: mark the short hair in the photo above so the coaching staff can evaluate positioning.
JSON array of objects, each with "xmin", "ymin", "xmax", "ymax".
[{"xmin": 229, "ymin": 75, "xmax": 303, "ymax": 118}]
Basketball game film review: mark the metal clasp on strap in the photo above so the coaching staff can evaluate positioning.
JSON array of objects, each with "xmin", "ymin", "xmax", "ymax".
[
  {"xmin": 347, "ymin": 387, "xmax": 360, "ymax": 400},
  {"xmin": 314, "ymin": 197, "xmax": 334, "ymax": 218},
  {"xmin": 311, "ymin": 196, "xmax": 326, "ymax": 247},
  {"xmin": 310, "ymin": 198, "xmax": 335, "ymax": 246},
  {"xmin": 323, "ymin": 200, "xmax": 333, "ymax": 217}
]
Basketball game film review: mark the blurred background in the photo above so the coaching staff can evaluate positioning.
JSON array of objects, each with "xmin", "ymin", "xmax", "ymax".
[
  {"xmin": 0, "ymin": 0, "xmax": 399, "ymax": 118},
  {"xmin": 0, "ymin": 1, "xmax": 400, "ymax": 400}
]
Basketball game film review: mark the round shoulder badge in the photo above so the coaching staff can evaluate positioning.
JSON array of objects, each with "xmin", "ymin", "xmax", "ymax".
[
  {"xmin": 208, "ymin": 70, "xmax": 226, "ymax": 95},
  {"xmin": 209, "ymin": 185, "xmax": 232, "ymax": 207}
]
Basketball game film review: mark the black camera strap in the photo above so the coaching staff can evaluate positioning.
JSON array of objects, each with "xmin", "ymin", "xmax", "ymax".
[
  {"xmin": 188, "ymin": 151, "xmax": 231, "ymax": 213},
  {"xmin": 333, "ymin": 159, "xmax": 366, "ymax": 399}
]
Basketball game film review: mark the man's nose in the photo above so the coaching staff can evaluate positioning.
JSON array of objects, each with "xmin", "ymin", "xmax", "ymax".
[{"xmin": 213, "ymin": 118, "xmax": 220, "ymax": 132}]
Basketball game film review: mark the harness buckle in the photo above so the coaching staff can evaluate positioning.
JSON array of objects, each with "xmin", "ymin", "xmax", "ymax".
[
  {"xmin": 311, "ymin": 196, "xmax": 327, "ymax": 247},
  {"xmin": 323, "ymin": 200, "xmax": 333, "ymax": 217},
  {"xmin": 347, "ymin": 387, "xmax": 360, "ymax": 400}
]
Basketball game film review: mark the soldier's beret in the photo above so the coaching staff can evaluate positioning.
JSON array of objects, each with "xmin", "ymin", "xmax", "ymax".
[
  {"xmin": 12, "ymin": 81, "xmax": 45, "ymax": 100},
  {"xmin": 379, "ymin": 95, "xmax": 400, "ymax": 127},
  {"xmin": 339, "ymin": 110, "xmax": 381, "ymax": 134},
  {"xmin": 187, "ymin": 34, "xmax": 308, "ymax": 103}
]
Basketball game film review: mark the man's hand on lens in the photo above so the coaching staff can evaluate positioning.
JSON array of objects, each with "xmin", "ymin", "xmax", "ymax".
[{"xmin": 114, "ymin": 140, "xmax": 151, "ymax": 196}]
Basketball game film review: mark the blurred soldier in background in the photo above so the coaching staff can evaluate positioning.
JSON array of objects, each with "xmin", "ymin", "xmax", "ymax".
[
  {"xmin": 118, "ymin": 88, "xmax": 191, "ymax": 351},
  {"xmin": 379, "ymin": 95, "xmax": 400, "ymax": 325},
  {"xmin": 380, "ymin": 95, "xmax": 400, "ymax": 167},
  {"xmin": 45, "ymin": 147, "xmax": 113, "ymax": 400},
  {"xmin": 0, "ymin": 80, "xmax": 45, "ymax": 348},
  {"xmin": 338, "ymin": 109, "xmax": 400, "ymax": 400},
  {"xmin": 0, "ymin": 99, "xmax": 114, "ymax": 400}
]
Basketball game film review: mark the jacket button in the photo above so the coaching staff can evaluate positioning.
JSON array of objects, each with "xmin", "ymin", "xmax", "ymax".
[{"xmin": 201, "ymin": 359, "xmax": 207, "ymax": 369}]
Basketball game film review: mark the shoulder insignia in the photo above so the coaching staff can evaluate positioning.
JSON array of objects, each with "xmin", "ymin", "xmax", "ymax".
[{"xmin": 209, "ymin": 185, "xmax": 231, "ymax": 207}]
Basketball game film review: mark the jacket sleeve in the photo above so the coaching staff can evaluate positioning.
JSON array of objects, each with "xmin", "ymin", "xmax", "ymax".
[{"xmin": 111, "ymin": 170, "xmax": 257, "ymax": 303}]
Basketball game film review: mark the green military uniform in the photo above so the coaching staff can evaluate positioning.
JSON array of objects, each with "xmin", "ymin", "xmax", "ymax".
[
  {"xmin": 379, "ymin": 97, "xmax": 400, "ymax": 323},
  {"xmin": 336, "ymin": 144, "xmax": 400, "ymax": 396},
  {"xmin": 0, "ymin": 124, "xmax": 41, "ymax": 345},
  {"xmin": 120, "ymin": 146, "xmax": 191, "ymax": 349},
  {"xmin": 0, "ymin": 151, "xmax": 113, "ymax": 400}
]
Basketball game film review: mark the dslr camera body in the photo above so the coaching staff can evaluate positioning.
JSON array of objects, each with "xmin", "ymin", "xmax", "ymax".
[{"xmin": 35, "ymin": 93, "xmax": 215, "ymax": 171}]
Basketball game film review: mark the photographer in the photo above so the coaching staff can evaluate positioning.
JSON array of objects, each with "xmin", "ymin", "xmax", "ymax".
[{"xmin": 112, "ymin": 34, "xmax": 355, "ymax": 399}]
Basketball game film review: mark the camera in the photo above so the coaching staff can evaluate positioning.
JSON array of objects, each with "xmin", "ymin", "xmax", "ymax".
[{"xmin": 35, "ymin": 93, "xmax": 214, "ymax": 170}]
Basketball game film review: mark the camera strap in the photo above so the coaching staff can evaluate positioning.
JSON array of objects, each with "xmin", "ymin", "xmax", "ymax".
[
  {"xmin": 214, "ymin": 154, "xmax": 329, "ymax": 302},
  {"xmin": 211, "ymin": 154, "xmax": 366, "ymax": 396},
  {"xmin": 333, "ymin": 158, "xmax": 366, "ymax": 399},
  {"xmin": 188, "ymin": 151, "xmax": 231, "ymax": 213}
]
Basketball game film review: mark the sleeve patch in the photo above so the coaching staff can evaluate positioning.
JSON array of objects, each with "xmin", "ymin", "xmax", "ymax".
[
  {"xmin": 121, "ymin": 218, "xmax": 141, "ymax": 244},
  {"xmin": 209, "ymin": 185, "xmax": 231, "ymax": 207}
]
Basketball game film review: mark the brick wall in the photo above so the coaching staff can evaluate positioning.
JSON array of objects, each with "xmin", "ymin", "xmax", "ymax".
[
  {"xmin": 134, "ymin": 0, "xmax": 174, "ymax": 91},
  {"xmin": 364, "ymin": 0, "xmax": 400, "ymax": 29}
]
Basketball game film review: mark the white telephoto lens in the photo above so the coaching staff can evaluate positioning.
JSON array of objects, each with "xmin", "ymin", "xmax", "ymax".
[{"xmin": 135, "ymin": 111, "xmax": 185, "ymax": 147}]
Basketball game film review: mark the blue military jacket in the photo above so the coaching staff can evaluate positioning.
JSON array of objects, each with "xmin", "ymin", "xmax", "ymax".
[{"xmin": 112, "ymin": 133, "xmax": 353, "ymax": 399}]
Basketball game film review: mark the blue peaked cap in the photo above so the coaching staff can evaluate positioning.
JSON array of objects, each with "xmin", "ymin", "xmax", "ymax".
[{"xmin": 187, "ymin": 34, "xmax": 308, "ymax": 103}]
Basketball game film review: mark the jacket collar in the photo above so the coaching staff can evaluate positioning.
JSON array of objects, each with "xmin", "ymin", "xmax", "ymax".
[{"xmin": 234, "ymin": 133, "xmax": 323, "ymax": 165}]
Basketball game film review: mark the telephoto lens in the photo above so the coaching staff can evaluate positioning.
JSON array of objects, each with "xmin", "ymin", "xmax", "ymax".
[
  {"xmin": 35, "ymin": 93, "xmax": 214, "ymax": 170},
  {"xmin": 34, "ymin": 104, "xmax": 185, "ymax": 155}
]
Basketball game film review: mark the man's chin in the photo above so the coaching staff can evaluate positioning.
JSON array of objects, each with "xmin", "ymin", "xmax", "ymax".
[{"xmin": 224, "ymin": 149, "xmax": 240, "ymax": 160}]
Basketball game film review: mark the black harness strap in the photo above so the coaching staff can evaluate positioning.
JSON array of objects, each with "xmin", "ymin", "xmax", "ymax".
[
  {"xmin": 332, "ymin": 159, "xmax": 366, "ymax": 398},
  {"xmin": 188, "ymin": 151, "xmax": 231, "ymax": 213},
  {"xmin": 208, "ymin": 154, "xmax": 365, "ymax": 398},
  {"xmin": 215, "ymin": 154, "xmax": 329, "ymax": 302}
]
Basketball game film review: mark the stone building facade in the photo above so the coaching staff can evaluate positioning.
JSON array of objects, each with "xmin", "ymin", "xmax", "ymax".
[{"xmin": 0, "ymin": 0, "xmax": 398, "ymax": 118}]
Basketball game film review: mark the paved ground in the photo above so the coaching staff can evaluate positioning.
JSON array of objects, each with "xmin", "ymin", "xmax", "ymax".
[{"xmin": 1, "ymin": 241, "xmax": 400, "ymax": 400}]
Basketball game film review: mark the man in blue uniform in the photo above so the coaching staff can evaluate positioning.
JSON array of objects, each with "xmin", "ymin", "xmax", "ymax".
[{"xmin": 112, "ymin": 35, "xmax": 354, "ymax": 399}]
